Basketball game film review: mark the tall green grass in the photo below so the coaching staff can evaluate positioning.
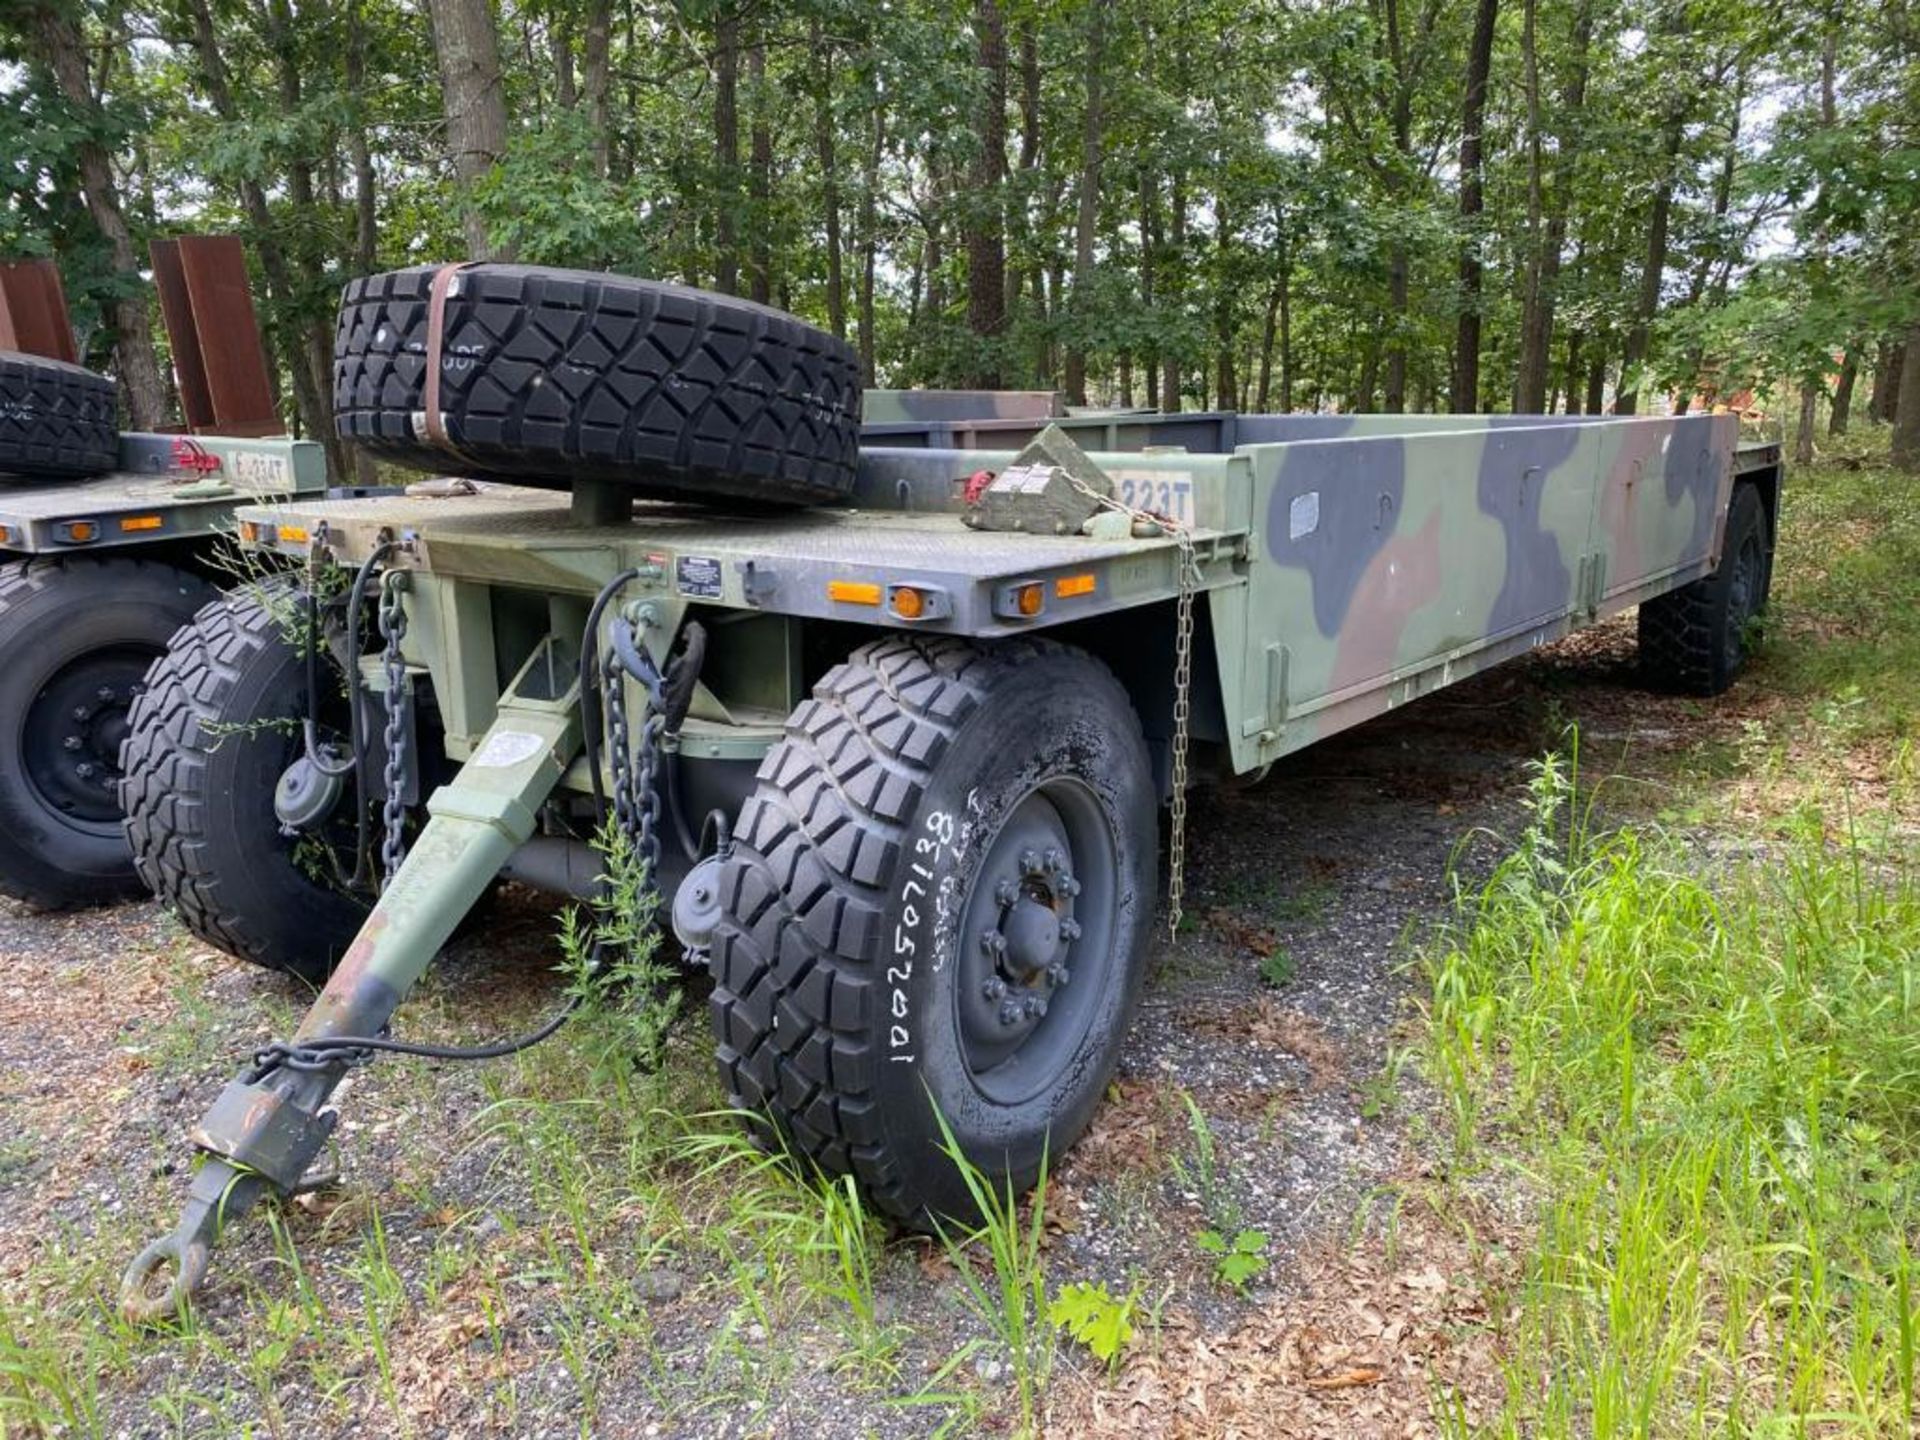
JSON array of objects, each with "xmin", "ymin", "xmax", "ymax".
[{"xmin": 1425, "ymin": 754, "xmax": 1920, "ymax": 1435}]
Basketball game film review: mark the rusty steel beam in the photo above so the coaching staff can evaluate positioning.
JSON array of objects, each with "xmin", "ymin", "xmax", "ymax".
[
  {"xmin": 0, "ymin": 260, "xmax": 78, "ymax": 363},
  {"xmin": 150, "ymin": 236, "xmax": 282, "ymax": 437}
]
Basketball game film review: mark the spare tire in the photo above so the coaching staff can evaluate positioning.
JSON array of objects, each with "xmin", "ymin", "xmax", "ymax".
[
  {"xmin": 0, "ymin": 351, "xmax": 118, "ymax": 480},
  {"xmin": 333, "ymin": 264, "xmax": 862, "ymax": 506}
]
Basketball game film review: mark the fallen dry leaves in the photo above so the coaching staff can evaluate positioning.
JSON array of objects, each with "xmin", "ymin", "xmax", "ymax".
[{"xmin": 1047, "ymin": 1191, "xmax": 1510, "ymax": 1440}]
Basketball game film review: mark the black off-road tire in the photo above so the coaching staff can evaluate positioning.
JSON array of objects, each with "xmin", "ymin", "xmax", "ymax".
[
  {"xmin": 709, "ymin": 636, "xmax": 1157, "ymax": 1227},
  {"xmin": 121, "ymin": 587, "xmax": 369, "ymax": 983},
  {"xmin": 0, "ymin": 351, "xmax": 118, "ymax": 479},
  {"xmin": 0, "ymin": 559, "xmax": 214, "ymax": 909},
  {"xmin": 1638, "ymin": 481, "xmax": 1773, "ymax": 696},
  {"xmin": 333, "ymin": 265, "xmax": 862, "ymax": 506}
]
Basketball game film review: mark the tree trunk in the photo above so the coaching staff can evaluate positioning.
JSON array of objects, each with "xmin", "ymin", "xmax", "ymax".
[
  {"xmin": 346, "ymin": 0, "xmax": 378, "ymax": 273},
  {"xmin": 1061, "ymin": 0, "xmax": 1109, "ymax": 405},
  {"xmin": 583, "ymin": 0, "xmax": 613, "ymax": 177},
  {"xmin": 1616, "ymin": 111, "xmax": 1684, "ymax": 415},
  {"xmin": 1830, "ymin": 348, "xmax": 1858, "ymax": 435},
  {"xmin": 1794, "ymin": 387, "xmax": 1818, "ymax": 466},
  {"xmin": 1255, "ymin": 281, "xmax": 1280, "ymax": 411},
  {"xmin": 964, "ymin": 0, "xmax": 1008, "ymax": 386},
  {"xmin": 747, "ymin": 41, "xmax": 772, "ymax": 305},
  {"xmin": 27, "ymin": 2, "xmax": 168, "ymax": 428},
  {"xmin": 1212, "ymin": 195, "xmax": 1236, "ymax": 411},
  {"xmin": 712, "ymin": 12, "xmax": 740, "ymax": 295},
  {"xmin": 858, "ymin": 102, "xmax": 883, "ymax": 383},
  {"xmin": 1870, "ymin": 341, "xmax": 1903, "ymax": 424},
  {"xmin": 810, "ymin": 22, "xmax": 845, "ymax": 339},
  {"xmin": 1563, "ymin": 330, "xmax": 1584, "ymax": 414},
  {"xmin": 1894, "ymin": 319, "xmax": 1920, "ymax": 471},
  {"xmin": 426, "ymin": 0, "xmax": 510, "ymax": 260},
  {"xmin": 1585, "ymin": 351, "xmax": 1607, "ymax": 415},
  {"xmin": 1277, "ymin": 251, "xmax": 1293, "ymax": 411},
  {"xmin": 1011, "ymin": 19, "xmax": 1041, "ymax": 337},
  {"xmin": 1159, "ymin": 173, "xmax": 1185, "ymax": 412},
  {"xmin": 552, "ymin": 11, "xmax": 576, "ymax": 108},
  {"xmin": 1451, "ymin": 0, "xmax": 1499, "ymax": 412},
  {"xmin": 1514, "ymin": 0, "xmax": 1593, "ymax": 412},
  {"xmin": 1138, "ymin": 170, "xmax": 1158, "ymax": 409}
]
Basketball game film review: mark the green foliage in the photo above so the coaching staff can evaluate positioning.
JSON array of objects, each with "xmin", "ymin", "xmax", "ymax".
[
  {"xmin": 929, "ymin": 1104, "xmax": 1053, "ymax": 1433},
  {"xmin": 1423, "ymin": 751, "xmax": 1920, "ymax": 1431},
  {"xmin": 1257, "ymin": 946, "xmax": 1296, "ymax": 989},
  {"xmin": 3, "ymin": 0, "xmax": 1913, "ymax": 437},
  {"xmin": 1046, "ymin": 1281, "xmax": 1137, "ymax": 1367},
  {"xmin": 555, "ymin": 818, "xmax": 680, "ymax": 1083},
  {"xmin": 1195, "ymin": 1228, "xmax": 1269, "ymax": 1293}
]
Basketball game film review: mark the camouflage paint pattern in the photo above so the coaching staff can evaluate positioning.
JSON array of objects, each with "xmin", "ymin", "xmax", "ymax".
[{"xmin": 1210, "ymin": 412, "xmax": 1762, "ymax": 771}]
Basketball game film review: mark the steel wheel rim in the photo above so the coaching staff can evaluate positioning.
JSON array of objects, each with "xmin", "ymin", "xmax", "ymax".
[
  {"xmin": 954, "ymin": 775, "xmax": 1118, "ymax": 1106},
  {"xmin": 22, "ymin": 648, "xmax": 156, "ymax": 832}
]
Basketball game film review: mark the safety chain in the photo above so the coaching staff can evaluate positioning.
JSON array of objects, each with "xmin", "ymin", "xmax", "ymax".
[
  {"xmin": 1064, "ymin": 475, "xmax": 1200, "ymax": 941},
  {"xmin": 377, "ymin": 570, "xmax": 411, "ymax": 886},
  {"xmin": 601, "ymin": 638, "xmax": 665, "ymax": 892}
]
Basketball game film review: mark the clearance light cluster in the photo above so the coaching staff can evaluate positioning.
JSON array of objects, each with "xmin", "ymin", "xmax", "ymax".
[{"xmin": 828, "ymin": 572, "xmax": 1100, "ymax": 623}]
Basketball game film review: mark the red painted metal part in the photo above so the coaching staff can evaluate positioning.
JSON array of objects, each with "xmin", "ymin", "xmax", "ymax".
[
  {"xmin": 0, "ymin": 260, "xmax": 78, "ymax": 363},
  {"xmin": 150, "ymin": 236, "xmax": 282, "ymax": 437}
]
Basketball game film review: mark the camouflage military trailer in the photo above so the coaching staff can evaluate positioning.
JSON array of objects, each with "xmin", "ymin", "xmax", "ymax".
[{"xmin": 117, "ymin": 265, "xmax": 1783, "ymax": 1316}]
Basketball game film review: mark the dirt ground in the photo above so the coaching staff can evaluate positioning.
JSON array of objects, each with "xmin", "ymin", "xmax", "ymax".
[{"xmin": 0, "ymin": 616, "xmax": 1752, "ymax": 1439}]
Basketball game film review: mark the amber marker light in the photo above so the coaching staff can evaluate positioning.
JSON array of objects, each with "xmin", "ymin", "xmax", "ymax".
[
  {"xmin": 1054, "ymin": 573, "xmax": 1097, "ymax": 599},
  {"xmin": 119, "ymin": 514, "xmax": 164, "ymax": 533},
  {"xmin": 278, "ymin": 523, "xmax": 310, "ymax": 545},
  {"xmin": 891, "ymin": 585, "xmax": 926, "ymax": 620},
  {"xmin": 56, "ymin": 519, "xmax": 100, "ymax": 544},
  {"xmin": 827, "ymin": 579, "xmax": 882, "ymax": 605}
]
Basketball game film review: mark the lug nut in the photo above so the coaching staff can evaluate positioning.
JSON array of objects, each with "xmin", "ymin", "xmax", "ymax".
[
  {"xmin": 994, "ymin": 878, "xmax": 1018, "ymax": 906},
  {"xmin": 1060, "ymin": 875, "xmax": 1081, "ymax": 898},
  {"xmin": 1019, "ymin": 848, "xmax": 1040, "ymax": 876},
  {"xmin": 998, "ymin": 1002, "xmax": 1023, "ymax": 1027},
  {"xmin": 75, "ymin": 762, "xmax": 95, "ymax": 779},
  {"xmin": 979, "ymin": 930, "xmax": 1006, "ymax": 957},
  {"xmin": 1024, "ymin": 994, "xmax": 1047, "ymax": 1019},
  {"xmin": 1060, "ymin": 918, "xmax": 1082, "ymax": 942},
  {"xmin": 63, "ymin": 735, "xmax": 81, "ymax": 751},
  {"xmin": 1047, "ymin": 963, "xmax": 1070, "ymax": 987},
  {"xmin": 96, "ymin": 686, "xmax": 115, "ymax": 702},
  {"xmin": 982, "ymin": 976, "xmax": 1006, "ymax": 1000},
  {"xmin": 71, "ymin": 706, "xmax": 90, "ymax": 722},
  {"xmin": 1043, "ymin": 848, "xmax": 1062, "ymax": 873}
]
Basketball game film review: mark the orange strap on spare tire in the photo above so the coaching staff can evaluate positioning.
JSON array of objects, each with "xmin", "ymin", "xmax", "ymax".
[{"xmin": 421, "ymin": 261, "xmax": 478, "ymax": 461}]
